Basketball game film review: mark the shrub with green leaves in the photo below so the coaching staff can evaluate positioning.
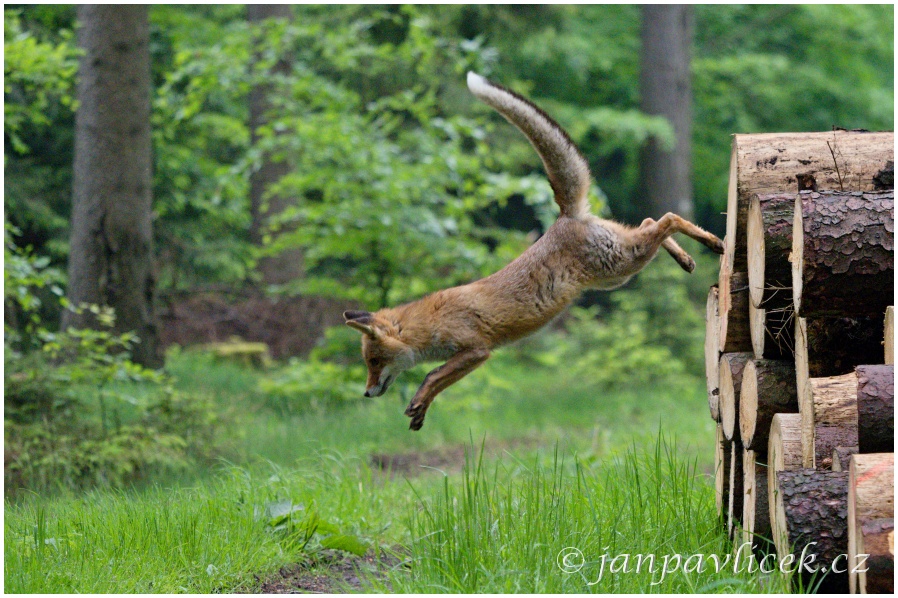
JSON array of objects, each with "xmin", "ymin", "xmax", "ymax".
[{"xmin": 4, "ymin": 231, "xmax": 233, "ymax": 494}]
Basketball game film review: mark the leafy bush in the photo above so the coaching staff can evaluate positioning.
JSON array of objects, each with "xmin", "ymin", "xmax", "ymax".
[{"xmin": 4, "ymin": 232, "xmax": 233, "ymax": 494}]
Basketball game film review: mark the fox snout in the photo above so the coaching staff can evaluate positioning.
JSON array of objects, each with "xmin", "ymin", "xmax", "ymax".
[{"xmin": 363, "ymin": 370, "xmax": 395, "ymax": 397}]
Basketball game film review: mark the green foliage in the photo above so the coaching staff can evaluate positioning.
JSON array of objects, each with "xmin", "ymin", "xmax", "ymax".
[
  {"xmin": 259, "ymin": 358, "xmax": 366, "ymax": 414},
  {"xmin": 4, "ymin": 232, "xmax": 232, "ymax": 493},
  {"xmin": 3, "ymin": 9, "xmax": 79, "ymax": 156},
  {"xmin": 261, "ymin": 499, "xmax": 370, "ymax": 557}
]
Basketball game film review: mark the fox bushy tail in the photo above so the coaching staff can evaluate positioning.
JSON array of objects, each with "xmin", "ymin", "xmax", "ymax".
[{"xmin": 467, "ymin": 72, "xmax": 592, "ymax": 220}]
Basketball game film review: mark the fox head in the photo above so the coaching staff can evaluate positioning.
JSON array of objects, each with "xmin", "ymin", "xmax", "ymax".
[{"xmin": 343, "ymin": 310, "xmax": 415, "ymax": 397}]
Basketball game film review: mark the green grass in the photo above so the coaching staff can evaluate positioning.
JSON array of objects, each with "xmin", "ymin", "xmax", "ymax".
[
  {"xmin": 383, "ymin": 437, "xmax": 793, "ymax": 593},
  {"xmin": 5, "ymin": 348, "xmax": 792, "ymax": 593}
]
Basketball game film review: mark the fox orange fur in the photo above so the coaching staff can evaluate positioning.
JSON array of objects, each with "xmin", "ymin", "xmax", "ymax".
[{"xmin": 345, "ymin": 72, "xmax": 724, "ymax": 430}]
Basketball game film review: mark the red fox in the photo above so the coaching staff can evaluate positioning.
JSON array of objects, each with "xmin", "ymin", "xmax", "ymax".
[{"xmin": 345, "ymin": 72, "xmax": 724, "ymax": 430}]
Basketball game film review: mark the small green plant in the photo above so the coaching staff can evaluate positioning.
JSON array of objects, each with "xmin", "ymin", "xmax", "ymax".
[{"xmin": 260, "ymin": 498, "xmax": 370, "ymax": 557}]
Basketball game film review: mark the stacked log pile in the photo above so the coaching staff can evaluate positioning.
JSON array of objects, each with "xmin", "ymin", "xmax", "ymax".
[{"xmin": 706, "ymin": 130, "xmax": 894, "ymax": 593}]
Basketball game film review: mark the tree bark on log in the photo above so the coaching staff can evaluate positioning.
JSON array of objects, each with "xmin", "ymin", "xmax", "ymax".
[
  {"xmin": 739, "ymin": 359, "xmax": 797, "ymax": 452},
  {"xmin": 706, "ymin": 286, "xmax": 721, "ymax": 421},
  {"xmin": 728, "ymin": 440, "xmax": 744, "ymax": 539},
  {"xmin": 749, "ymin": 300, "xmax": 794, "ymax": 360},
  {"xmin": 719, "ymin": 271, "xmax": 752, "ymax": 353},
  {"xmin": 848, "ymin": 453, "xmax": 895, "ymax": 594},
  {"xmin": 792, "ymin": 190, "xmax": 894, "ymax": 319},
  {"xmin": 715, "ymin": 423, "xmax": 731, "ymax": 522},
  {"xmin": 725, "ymin": 131, "xmax": 894, "ymax": 277},
  {"xmin": 773, "ymin": 469, "xmax": 849, "ymax": 592},
  {"xmin": 831, "ymin": 446, "xmax": 858, "ymax": 472},
  {"xmin": 885, "ymin": 306, "xmax": 894, "ymax": 365},
  {"xmin": 855, "ymin": 365, "xmax": 894, "ymax": 454},
  {"xmin": 747, "ymin": 194, "xmax": 794, "ymax": 309},
  {"xmin": 768, "ymin": 413, "xmax": 803, "ymax": 551},
  {"xmin": 719, "ymin": 352, "xmax": 753, "ymax": 441},
  {"xmin": 742, "ymin": 449, "xmax": 772, "ymax": 551},
  {"xmin": 795, "ymin": 316, "xmax": 884, "ymax": 467},
  {"xmin": 808, "ymin": 373, "xmax": 859, "ymax": 470}
]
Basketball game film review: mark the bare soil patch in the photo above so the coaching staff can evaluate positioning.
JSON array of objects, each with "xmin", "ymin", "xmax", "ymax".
[{"xmin": 245, "ymin": 550, "xmax": 400, "ymax": 594}]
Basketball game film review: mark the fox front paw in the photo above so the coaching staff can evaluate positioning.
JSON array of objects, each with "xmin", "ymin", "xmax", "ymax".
[
  {"xmin": 708, "ymin": 235, "xmax": 725, "ymax": 255},
  {"xmin": 404, "ymin": 402, "xmax": 427, "ymax": 431}
]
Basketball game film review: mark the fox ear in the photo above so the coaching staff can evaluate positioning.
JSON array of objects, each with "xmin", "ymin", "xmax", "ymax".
[{"xmin": 344, "ymin": 311, "xmax": 378, "ymax": 338}]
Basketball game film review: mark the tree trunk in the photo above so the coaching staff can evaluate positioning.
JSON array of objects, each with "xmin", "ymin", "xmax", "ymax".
[
  {"xmin": 848, "ymin": 453, "xmax": 894, "ymax": 594},
  {"xmin": 792, "ymin": 190, "xmax": 893, "ymax": 318},
  {"xmin": 741, "ymin": 449, "xmax": 772, "ymax": 552},
  {"xmin": 706, "ymin": 285, "xmax": 721, "ymax": 420},
  {"xmin": 885, "ymin": 306, "xmax": 894, "ymax": 365},
  {"xmin": 718, "ymin": 270, "xmax": 751, "ymax": 353},
  {"xmin": 739, "ymin": 359, "xmax": 797, "ymax": 452},
  {"xmin": 795, "ymin": 316, "xmax": 884, "ymax": 467},
  {"xmin": 719, "ymin": 352, "xmax": 752, "ymax": 441},
  {"xmin": 638, "ymin": 5, "xmax": 693, "ymax": 219},
  {"xmin": 773, "ymin": 469, "xmax": 849, "ymax": 592},
  {"xmin": 64, "ymin": 5, "xmax": 160, "ymax": 368},
  {"xmin": 767, "ymin": 413, "xmax": 802, "ymax": 550},
  {"xmin": 747, "ymin": 193, "xmax": 794, "ymax": 309},
  {"xmin": 749, "ymin": 300, "xmax": 793, "ymax": 360},
  {"xmin": 831, "ymin": 446, "xmax": 857, "ymax": 472},
  {"xmin": 855, "ymin": 365, "xmax": 894, "ymax": 454},
  {"xmin": 728, "ymin": 439, "xmax": 744, "ymax": 538},
  {"xmin": 724, "ymin": 131, "xmax": 894, "ymax": 276},
  {"xmin": 247, "ymin": 5, "xmax": 304, "ymax": 286}
]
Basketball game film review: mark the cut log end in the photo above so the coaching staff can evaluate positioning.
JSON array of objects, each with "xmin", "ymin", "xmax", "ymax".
[
  {"xmin": 849, "ymin": 453, "xmax": 895, "ymax": 595},
  {"xmin": 719, "ymin": 352, "xmax": 752, "ymax": 441},
  {"xmin": 739, "ymin": 359, "xmax": 798, "ymax": 451}
]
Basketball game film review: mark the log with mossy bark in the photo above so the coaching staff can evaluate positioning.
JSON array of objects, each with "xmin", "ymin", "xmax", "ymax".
[
  {"xmin": 724, "ymin": 131, "xmax": 894, "ymax": 278},
  {"xmin": 739, "ymin": 359, "xmax": 797, "ymax": 452},
  {"xmin": 792, "ymin": 190, "xmax": 894, "ymax": 319},
  {"xmin": 848, "ymin": 453, "xmax": 894, "ymax": 594}
]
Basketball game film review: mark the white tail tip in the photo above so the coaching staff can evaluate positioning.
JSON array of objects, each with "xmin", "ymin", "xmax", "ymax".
[{"xmin": 466, "ymin": 71, "xmax": 490, "ymax": 94}]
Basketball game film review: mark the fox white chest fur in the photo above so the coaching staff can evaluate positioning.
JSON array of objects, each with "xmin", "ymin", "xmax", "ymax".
[{"xmin": 345, "ymin": 72, "xmax": 724, "ymax": 430}]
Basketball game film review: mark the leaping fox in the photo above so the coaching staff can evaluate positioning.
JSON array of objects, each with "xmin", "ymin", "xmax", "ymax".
[{"xmin": 345, "ymin": 72, "xmax": 724, "ymax": 430}]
